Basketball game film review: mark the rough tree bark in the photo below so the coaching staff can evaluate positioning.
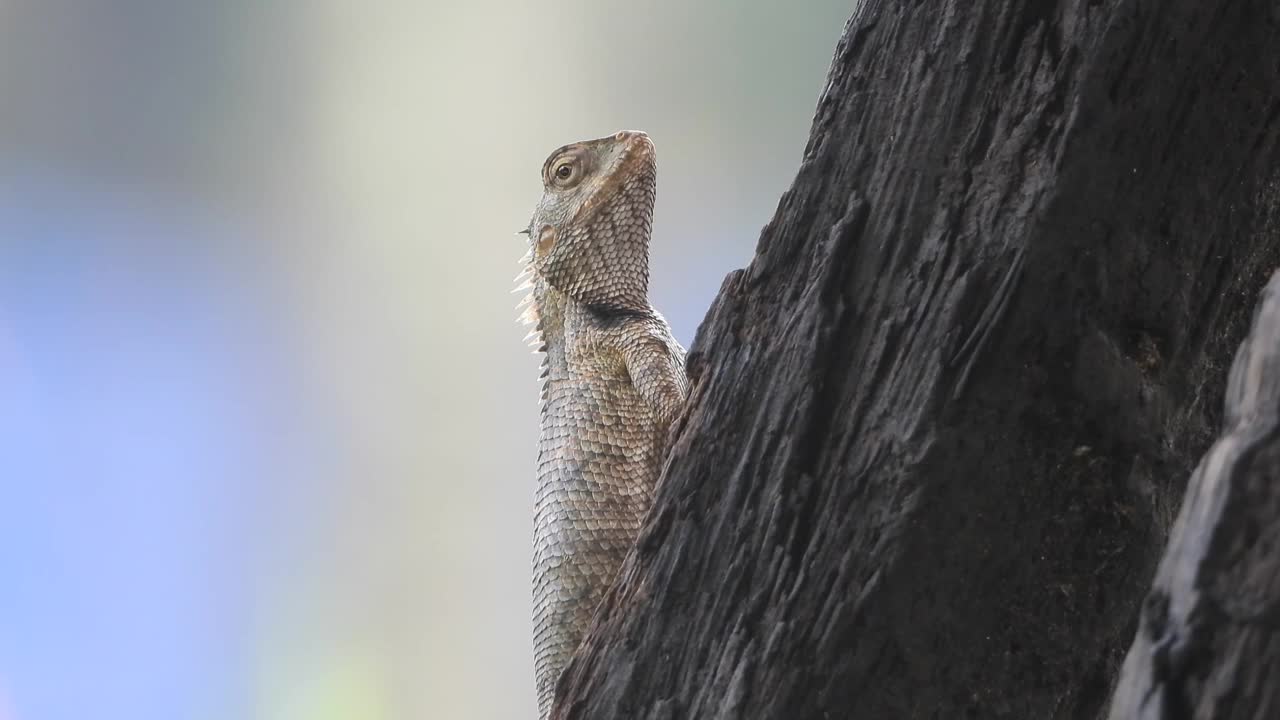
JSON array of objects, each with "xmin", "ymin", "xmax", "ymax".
[
  {"xmin": 1106, "ymin": 269, "xmax": 1280, "ymax": 719},
  {"xmin": 558, "ymin": 1, "xmax": 1280, "ymax": 718}
]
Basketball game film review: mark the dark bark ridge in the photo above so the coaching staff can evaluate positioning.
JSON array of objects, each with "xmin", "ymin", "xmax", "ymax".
[{"xmin": 557, "ymin": 1, "xmax": 1280, "ymax": 718}]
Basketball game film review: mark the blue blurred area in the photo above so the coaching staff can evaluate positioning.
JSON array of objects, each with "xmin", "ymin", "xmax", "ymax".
[
  {"xmin": 0, "ymin": 0, "xmax": 853, "ymax": 716},
  {"xmin": 0, "ymin": 181, "xmax": 277, "ymax": 720}
]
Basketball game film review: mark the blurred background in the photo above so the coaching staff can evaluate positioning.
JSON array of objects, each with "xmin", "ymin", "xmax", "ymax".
[{"xmin": 0, "ymin": 2, "xmax": 852, "ymax": 718}]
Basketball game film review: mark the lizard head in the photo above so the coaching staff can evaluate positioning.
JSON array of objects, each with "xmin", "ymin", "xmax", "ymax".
[{"xmin": 524, "ymin": 130, "xmax": 657, "ymax": 312}]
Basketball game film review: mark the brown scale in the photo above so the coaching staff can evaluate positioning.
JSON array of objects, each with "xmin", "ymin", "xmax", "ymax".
[{"xmin": 515, "ymin": 131, "xmax": 687, "ymax": 719}]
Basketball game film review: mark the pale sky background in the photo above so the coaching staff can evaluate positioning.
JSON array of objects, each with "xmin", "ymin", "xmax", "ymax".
[{"xmin": 0, "ymin": 2, "xmax": 854, "ymax": 718}]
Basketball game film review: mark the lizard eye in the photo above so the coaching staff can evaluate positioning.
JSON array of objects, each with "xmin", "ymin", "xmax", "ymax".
[{"xmin": 544, "ymin": 149, "xmax": 589, "ymax": 189}]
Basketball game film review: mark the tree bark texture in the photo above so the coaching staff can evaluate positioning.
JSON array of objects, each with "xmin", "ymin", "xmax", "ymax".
[
  {"xmin": 558, "ymin": 1, "xmax": 1280, "ymax": 718},
  {"xmin": 1107, "ymin": 269, "xmax": 1280, "ymax": 719}
]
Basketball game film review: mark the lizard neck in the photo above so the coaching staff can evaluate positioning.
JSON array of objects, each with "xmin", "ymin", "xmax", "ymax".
[{"xmin": 532, "ymin": 221, "xmax": 652, "ymax": 313}]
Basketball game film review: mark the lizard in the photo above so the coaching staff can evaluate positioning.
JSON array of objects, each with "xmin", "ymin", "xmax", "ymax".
[{"xmin": 515, "ymin": 130, "xmax": 688, "ymax": 719}]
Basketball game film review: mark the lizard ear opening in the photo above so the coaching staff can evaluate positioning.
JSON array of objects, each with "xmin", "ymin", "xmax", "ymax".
[{"xmin": 535, "ymin": 225, "xmax": 556, "ymax": 259}]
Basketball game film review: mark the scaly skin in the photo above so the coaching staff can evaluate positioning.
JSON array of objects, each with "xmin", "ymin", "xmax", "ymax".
[{"xmin": 517, "ymin": 131, "xmax": 687, "ymax": 719}]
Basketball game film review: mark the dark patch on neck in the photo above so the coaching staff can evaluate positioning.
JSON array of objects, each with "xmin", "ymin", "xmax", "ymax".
[{"xmin": 585, "ymin": 301, "xmax": 648, "ymax": 324}]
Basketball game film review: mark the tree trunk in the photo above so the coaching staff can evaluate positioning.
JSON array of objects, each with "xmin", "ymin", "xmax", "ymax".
[{"xmin": 558, "ymin": 1, "xmax": 1280, "ymax": 718}]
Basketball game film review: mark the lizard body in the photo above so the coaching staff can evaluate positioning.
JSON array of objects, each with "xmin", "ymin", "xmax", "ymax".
[{"xmin": 517, "ymin": 131, "xmax": 687, "ymax": 719}]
